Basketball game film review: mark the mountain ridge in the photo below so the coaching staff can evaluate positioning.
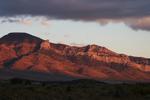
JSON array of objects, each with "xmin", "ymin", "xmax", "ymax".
[{"xmin": 0, "ymin": 32, "xmax": 150, "ymax": 82}]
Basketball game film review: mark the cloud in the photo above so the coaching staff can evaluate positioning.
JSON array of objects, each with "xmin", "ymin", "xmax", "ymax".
[
  {"xmin": 97, "ymin": 16, "xmax": 150, "ymax": 31},
  {"xmin": 40, "ymin": 20, "xmax": 50, "ymax": 26},
  {"xmin": 63, "ymin": 34, "xmax": 70, "ymax": 38},
  {"xmin": 125, "ymin": 17, "xmax": 150, "ymax": 31},
  {"xmin": 0, "ymin": 0, "xmax": 150, "ymax": 30},
  {"xmin": 0, "ymin": 17, "xmax": 32, "ymax": 25},
  {"xmin": 69, "ymin": 42, "xmax": 85, "ymax": 47},
  {"xmin": 0, "ymin": 16, "xmax": 51, "ymax": 26},
  {"xmin": 1, "ymin": 18, "xmax": 20, "ymax": 23},
  {"xmin": 20, "ymin": 19, "xmax": 32, "ymax": 25}
]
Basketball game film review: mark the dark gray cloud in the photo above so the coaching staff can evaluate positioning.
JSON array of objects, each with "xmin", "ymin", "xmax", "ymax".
[
  {"xmin": 0, "ymin": 0, "xmax": 150, "ymax": 19},
  {"xmin": 0, "ymin": 0, "xmax": 150, "ymax": 30}
]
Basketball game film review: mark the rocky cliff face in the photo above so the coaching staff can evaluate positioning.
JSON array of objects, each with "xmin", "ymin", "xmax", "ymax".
[{"xmin": 0, "ymin": 32, "xmax": 150, "ymax": 82}]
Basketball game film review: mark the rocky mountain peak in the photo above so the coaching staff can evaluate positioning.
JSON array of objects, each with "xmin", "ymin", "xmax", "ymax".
[
  {"xmin": 84, "ymin": 44, "xmax": 117, "ymax": 56},
  {"xmin": 40, "ymin": 40, "xmax": 51, "ymax": 50}
]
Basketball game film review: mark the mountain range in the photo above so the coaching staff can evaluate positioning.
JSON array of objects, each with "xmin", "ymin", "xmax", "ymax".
[{"xmin": 0, "ymin": 32, "xmax": 150, "ymax": 82}]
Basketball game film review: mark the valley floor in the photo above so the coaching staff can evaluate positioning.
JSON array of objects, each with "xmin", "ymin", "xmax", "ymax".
[{"xmin": 0, "ymin": 80, "xmax": 150, "ymax": 100}]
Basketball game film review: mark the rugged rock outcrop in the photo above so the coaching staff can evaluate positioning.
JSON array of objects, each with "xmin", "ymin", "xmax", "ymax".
[{"xmin": 0, "ymin": 32, "xmax": 150, "ymax": 82}]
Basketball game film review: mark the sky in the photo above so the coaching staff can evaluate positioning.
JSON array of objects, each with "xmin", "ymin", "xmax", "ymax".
[{"xmin": 0, "ymin": 0, "xmax": 150, "ymax": 58}]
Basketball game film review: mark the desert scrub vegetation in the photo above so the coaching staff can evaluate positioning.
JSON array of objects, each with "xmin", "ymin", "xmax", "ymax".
[{"xmin": 0, "ymin": 79, "xmax": 150, "ymax": 100}]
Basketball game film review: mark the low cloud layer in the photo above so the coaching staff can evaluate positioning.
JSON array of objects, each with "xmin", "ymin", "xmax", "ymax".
[
  {"xmin": 0, "ymin": 17, "xmax": 50, "ymax": 26},
  {"xmin": 0, "ymin": 0, "xmax": 150, "ymax": 30},
  {"xmin": 97, "ymin": 17, "xmax": 150, "ymax": 31}
]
